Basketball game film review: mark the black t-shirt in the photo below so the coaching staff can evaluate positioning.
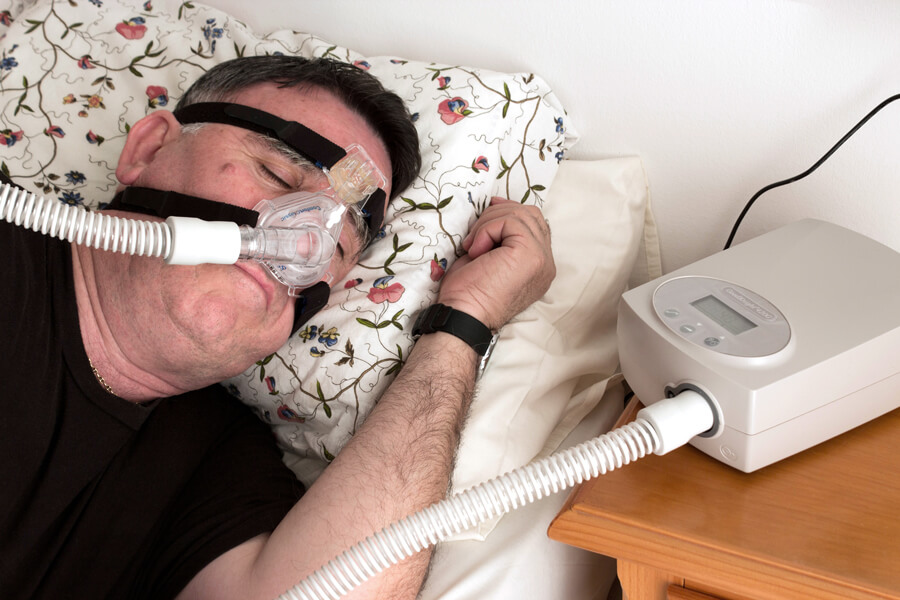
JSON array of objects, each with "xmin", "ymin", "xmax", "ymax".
[{"xmin": 0, "ymin": 177, "xmax": 304, "ymax": 599}]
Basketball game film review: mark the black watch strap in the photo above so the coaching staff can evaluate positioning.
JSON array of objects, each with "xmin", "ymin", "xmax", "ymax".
[{"xmin": 412, "ymin": 303, "xmax": 494, "ymax": 356}]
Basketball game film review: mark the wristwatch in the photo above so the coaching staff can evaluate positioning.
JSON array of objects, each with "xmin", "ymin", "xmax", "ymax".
[{"xmin": 412, "ymin": 303, "xmax": 499, "ymax": 379}]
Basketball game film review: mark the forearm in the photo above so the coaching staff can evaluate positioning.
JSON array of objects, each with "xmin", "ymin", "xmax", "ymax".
[{"xmin": 252, "ymin": 331, "xmax": 477, "ymax": 598}]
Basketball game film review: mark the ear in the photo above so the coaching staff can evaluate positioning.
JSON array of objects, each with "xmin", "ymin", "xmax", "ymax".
[{"xmin": 115, "ymin": 110, "xmax": 182, "ymax": 186}]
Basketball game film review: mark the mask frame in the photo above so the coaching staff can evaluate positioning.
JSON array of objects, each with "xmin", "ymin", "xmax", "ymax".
[{"xmin": 251, "ymin": 190, "xmax": 351, "ymax": 296}]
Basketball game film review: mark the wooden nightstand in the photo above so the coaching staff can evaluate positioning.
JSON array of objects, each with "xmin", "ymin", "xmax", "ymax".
[{"xmin": 548, "ymin": 397, "xmax": 900, "ymax": 600}]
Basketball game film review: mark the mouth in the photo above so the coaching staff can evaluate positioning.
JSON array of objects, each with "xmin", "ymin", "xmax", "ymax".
[{"xmin": 234, "ymin": 260, "xmax": 278, "ymax": 307}]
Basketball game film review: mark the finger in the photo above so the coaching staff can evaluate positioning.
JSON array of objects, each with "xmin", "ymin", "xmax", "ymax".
[
  {"xmin": 463, "ymin": 203, "xmax": 549, "ymax": 257},
  {"xmin": 463, "ymin": 201, "xmax": 546, "ymax": 245},
  {"xmin": 486, "ymin": 199, "xmax": 549, "ymax": 239},
  {"xmin": 462, "ymin": 199, "xmax": 524, "ymax": 250}
]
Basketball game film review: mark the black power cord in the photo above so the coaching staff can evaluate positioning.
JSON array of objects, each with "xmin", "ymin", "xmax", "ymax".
[{"xmin": 724, "ymin": 93, "xmax": 900, "ymax": 250}]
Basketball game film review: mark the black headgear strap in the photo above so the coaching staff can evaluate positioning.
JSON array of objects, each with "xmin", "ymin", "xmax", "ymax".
[
  {"xmin": 108, "ymin": 186, "xmax": 259, "ymax": 226},
  {"xmin": 172, "ymin": 102, "xmax": 387, "ymax": 238},
  {"xmin": 292, "ymin": 281, "xmax": 331, "ymax": 334},
  {"xmin": 173, "ymin": 102, "xmax": 346, "ymax": 169}
]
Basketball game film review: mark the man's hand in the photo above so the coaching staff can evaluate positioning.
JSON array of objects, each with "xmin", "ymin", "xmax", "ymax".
[{"xmin": 437, "ymin": 197, "xmax": 556, "ymax": 331}]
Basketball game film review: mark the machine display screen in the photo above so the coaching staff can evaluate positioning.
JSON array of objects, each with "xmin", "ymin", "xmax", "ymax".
[{"xmin": 691, "ymin": 295, "xmax": 757, "ymax": 335}]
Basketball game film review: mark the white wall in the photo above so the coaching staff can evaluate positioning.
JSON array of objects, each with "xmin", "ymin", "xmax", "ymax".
[{"xmin": 210, "ymin": 0, "xmax": 900, "ymax": 272}]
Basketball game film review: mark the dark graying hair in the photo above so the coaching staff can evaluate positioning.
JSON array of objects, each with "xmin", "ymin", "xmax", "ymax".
[{"xmin": 177, "ymin": 55, "xmax": 420, "ymax": 198}]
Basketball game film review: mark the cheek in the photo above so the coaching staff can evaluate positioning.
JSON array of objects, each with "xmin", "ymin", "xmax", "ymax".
[
  {"xmin": 324, "ymin": 256, "xmax": 355, "ymax": 288},
  {"xmin": 324, "ymin": 229, "xmax": 364, "ymax": 286},
  {"xmin": 159, "ymin": 266, "xmax": 295, "ymax": 359},
  {"xmin": 134, "ymin": 140, "xmax": 261, "ymax": 211}
]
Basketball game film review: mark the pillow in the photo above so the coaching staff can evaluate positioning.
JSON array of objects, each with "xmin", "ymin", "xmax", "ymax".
[
  {"xmin": 447, "ymin": 157, "xmax": 650, "ymax": 540},
  {"xmin": 0, "ymin": 0, "xmax": 576, "ymax": 484}
]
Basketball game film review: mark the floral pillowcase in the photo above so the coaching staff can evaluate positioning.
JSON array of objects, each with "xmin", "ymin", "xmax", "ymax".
[{"xmin": 0, "ymin": 0, "xmax": 577, "ymax": 486}]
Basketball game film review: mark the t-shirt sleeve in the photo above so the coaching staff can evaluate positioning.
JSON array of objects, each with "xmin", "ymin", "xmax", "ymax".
[{"xmin": 130, "ymin": 389, "xmax": 305, "ymax": 599}]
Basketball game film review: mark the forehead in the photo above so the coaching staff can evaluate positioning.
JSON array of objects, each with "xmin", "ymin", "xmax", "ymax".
[{"xmin": 229, "ymin": 83, "xmax": 392, "ymax": 198}]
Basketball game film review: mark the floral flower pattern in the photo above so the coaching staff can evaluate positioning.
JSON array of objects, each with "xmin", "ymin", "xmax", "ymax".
[
  {"xmin": 145, "ymin": 85, "xmax": 169, "ymax": 108},
  {"xmin": 471, "ymin": 156, "xmax": 489, "ymax": 172},
  {"xmin": 367, "ymin": 276, "xmax": 405, "ymax": 304},
  {"xmin": 0, "ymin": 129, "xmax": 24, "ymax": 146},
  {"xmin": 277, "ymin": 405, "xmax": 306, "ymax": 422},
  {"xmin": 317, "ymin": 327, "xmax": 340, "ymax": 347},
  {"xmin": 202, "ymin": 18, "xmax": 223, "ymax": 53},
  {"xmin": 115, "ymin": 17, "xmax": 147, "ymax": 40},
  {"xmin": 430, "ymin": 256, "xmax": 448, "ymax": 281},
  {"xmin": 298, "ymin": 325, "xmax": 318, "ymax": 343},
  {"xmin": 438, "ymin": 97, "xmax": 471, "ymax": 125},
  {"xmin": 60, "ymin": 190, "xmax": 84, "ymax": 206},
  {"xmin": 0, "ymin": 0, "xmax": 575, "ymax": 487}
]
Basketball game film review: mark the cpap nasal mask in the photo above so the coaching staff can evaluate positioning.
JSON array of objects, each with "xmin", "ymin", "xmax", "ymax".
[
  {"xmin": 244, "ymin": 143, "xmax": 387, "ymax": 295},
  {"xmin": 0, "ymin": 102, "xmax": 389, "ymax": 298}
]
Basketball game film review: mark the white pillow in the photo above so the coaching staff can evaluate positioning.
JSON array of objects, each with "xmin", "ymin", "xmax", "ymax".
[
  {"xmin": 447, "ymin": 157, "xmax": 650, "ymax": 539},
  {"xmin": 0, "ymin": 0, "xmax": 576, "ymax": 484}
]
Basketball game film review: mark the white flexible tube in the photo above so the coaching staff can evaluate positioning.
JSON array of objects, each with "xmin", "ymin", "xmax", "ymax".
[
  {"xmin": 0, "ymin": 182, "xmax": 331, "ymax": 274},
  {"xmin": 1, "ymin": 181, "xmax": 172, "ymax": 259},
  {"xmin": 1, "ymin": 181, "xmax": 716, "ymax": 600},
  {"xmin": 277, "ymin": 390, "xmax": 715, "ymax": 600}
]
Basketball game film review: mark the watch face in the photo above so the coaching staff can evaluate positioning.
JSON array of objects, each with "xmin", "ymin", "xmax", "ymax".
[{"xmin": 477, "ymin": 333, "xmax": 499, "ymax": 380}]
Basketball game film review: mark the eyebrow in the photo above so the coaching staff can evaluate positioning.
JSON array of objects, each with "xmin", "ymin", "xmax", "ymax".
[{"xmin": 247, "ymin": 131, "xmax": 323, "ymax": 178}]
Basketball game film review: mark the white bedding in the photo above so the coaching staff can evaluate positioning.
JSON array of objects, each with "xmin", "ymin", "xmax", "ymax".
[{"xmin": 417, "ymin": 155, "xmax": 658, "ymax": 596}]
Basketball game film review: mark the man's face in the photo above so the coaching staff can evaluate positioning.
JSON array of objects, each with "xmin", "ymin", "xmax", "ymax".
[{"xmin": 102, "ymin": 83, "xmax": 392, "ymax": 385}]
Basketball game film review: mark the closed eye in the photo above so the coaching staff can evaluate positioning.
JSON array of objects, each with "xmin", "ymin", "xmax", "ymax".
[{"xmin": 258, "ymin": 163, "xmax": 293, "ymax": 190}]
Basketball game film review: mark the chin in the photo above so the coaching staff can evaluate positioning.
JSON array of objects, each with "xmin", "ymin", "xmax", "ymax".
[
  {"xmin": 173, "ymin": 298, "xmax": 276, "ymax": 352},
  {"xmin": 161, "ymin": 268, "xmax": 293, "ymax": 364}
]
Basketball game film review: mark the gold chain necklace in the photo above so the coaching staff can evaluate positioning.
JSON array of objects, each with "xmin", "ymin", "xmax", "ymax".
[{"xmin": 88, "ymin": 357, "xmax": 116, "ymax": 396}]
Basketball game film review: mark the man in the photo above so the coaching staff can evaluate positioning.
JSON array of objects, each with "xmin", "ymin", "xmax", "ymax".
[{"xmin": 0, "ymin": 55, "xmax": 554, "ymax": 599}]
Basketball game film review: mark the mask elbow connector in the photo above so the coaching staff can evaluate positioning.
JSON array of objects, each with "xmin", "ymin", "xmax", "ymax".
[
  {"xmin": 237, "ymin": 224, "xmax": 336, "ymax": 266},
  {"xmin": 237, "ymin": 223, "xmax": 337, "ymax": 293},
  {"xmin": 164, "ymin": 216, "xmax": 336, "ymax": 291}
]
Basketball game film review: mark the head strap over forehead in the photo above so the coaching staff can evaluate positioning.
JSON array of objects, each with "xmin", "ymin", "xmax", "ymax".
[{"xmin": 173, "ymin": 102, "xmax": 347, "ymax": 169}]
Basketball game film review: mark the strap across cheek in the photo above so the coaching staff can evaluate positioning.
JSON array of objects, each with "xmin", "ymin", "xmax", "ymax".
[
  {"xmin": 107, "ymin": 187, "xmax": 260, "ymax": 226},
  {"xmin": 291, "ymin": 281, "xmax": 331, "ymax": 335}
]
